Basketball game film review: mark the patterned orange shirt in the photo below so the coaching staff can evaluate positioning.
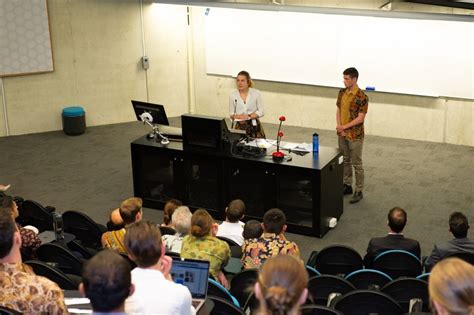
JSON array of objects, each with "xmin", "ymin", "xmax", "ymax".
[
  {"xmin": 0, "ymin": 263, "xmax": 68, "ymax": 314},
  {"xmin": 336, "ymin": 86, "xmax": 369, "ymax": 140},
  {"xmin": 241, "ymin": 233, "xmax": 300, "ymax": 269},
  {"xmin": 102, "ymin": 228, "xmax": 127, "ymax": 254}
]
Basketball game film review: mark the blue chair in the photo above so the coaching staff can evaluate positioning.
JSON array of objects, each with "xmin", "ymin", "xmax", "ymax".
[
  {"xmin": 373, "ymin": 250, "xmax": 422, "ymax": 279},
  {"xmin": 345, "ymin": 269, "xmax": 392, "ymax": 290},
  {"xmin": 208, "ymin": 278, "xmax": 240, "ymax": 308},
  {"xmin": 334, "ymin": 290, "xmax": 404, "ymax": 315},
  {"xmin": 306, "ymin": 265, "xmax": 321, "ymax": 277},
  {"xmin": 416, "ymin": 273, "xmax": 430, "ymax": 282}
]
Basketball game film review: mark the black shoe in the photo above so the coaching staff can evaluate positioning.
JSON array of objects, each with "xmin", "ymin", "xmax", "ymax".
[
  {"xmin": 350, "ymin": 191, "xmax": 363, "ymax": 204},
  {"xmin": 343, "ymin": 184, "xmax": 353, "ymax": 195}
]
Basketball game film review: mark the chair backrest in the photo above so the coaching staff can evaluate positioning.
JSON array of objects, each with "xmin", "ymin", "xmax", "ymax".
[
  {"xmin": 446, "ymin": 252, "xmax": 474, "ymax": 264},
  {"xmin": 36, "ymin": 243, "xmax": 83, "ymax": 276},
  {"xmin": 334, "ymin": 290, "xmax": 404, "ymax": 315},
  {"xmin": 300, "ymin": 304, "xmax": 344, "ymax": 315},
  {"xmin": 217, "ymin": 236, "xmax": 240, "ymax": 247},
  {"xmin": 159, "ymin": 226, "xmax": 177, "ymax": 236},
  {"xmin": 20, "ymin": 200, "xmax": 53, "ymax": 232},
  {"xmin": 24, "ymin": 260, "xmax": 78, "ymax": 290},
  {"xmin": 344, "ymin": 269, "xmax": 392, "ymax": 290},
  {"xmin": 208, "ymin": 295, "xmax": 244, "ymax": 315},
  {"xmin": 217, "ymin": 236, "xmax": 242, "ymax": 258},
  {"xmin": 311, "ymin": 245, "xmax": 363, "ymax": 276},
  {"xmin": 208, "ymin": 278, "xmax": 240, "ymax": 308},
  {"xmin": 307, "ymin": 275, "xmax": 356, "ymax": 306},
  {"xmin": 373, "ymin": 250, "xmax": 422, "ymax": 279},
  {"xmin": 416, "ymin": 273, "xmax": 430, "ymax": 282},
  {"xmin": 306, "ymin": 265, "xmax": 321, "ymax": 278},
  {"xmin": 0, "ymin": 306, "xmax": 22, "ymax": 315},
  {"xmin": 229, "ymin": 268, "xmax": 259, "ymax": 307},
  {"xmin": 63, "ymin": 210, "xmax": 104, "ymax": 248},
  {"xmin": 381, "ymin": 278, "xmax": 429, "ymax": 313}
]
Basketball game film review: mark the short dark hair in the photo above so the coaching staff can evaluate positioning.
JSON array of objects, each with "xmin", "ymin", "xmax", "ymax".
[
  {"xmin": 388, "ymin": 207, "xmax": 407, "ymax": 233},
  {"xmin": 343, "ymin": 67, "xmax": 359, "ymax": 79},
  {"xmin": 124, "ymin": 220, "xmax": 162, "ymax": 268},
  {"xmin": 243, "ymin": 220, "xmax": 263, "ymax": 240},
  {"xmin": 82, "ymin": 249, "xmax": 131, "ymax": 312},
  {"xmin": 119, "ymin": 197, "xmax": 142, "ymax": 225},
  {"xmin": 0, "ymin": 194, "xmax": 14, "ymax": 211},
  {"xmin": 0, "ymin": 208, "xmax": 16, "ymax": 259},
  {"xmin": 449, "ymin": 212, "xmax": 469, "ymax": 238},
  {"xmin": 227, "ymin": 199, "xmax": 245, "ymax": 223},
  {"xmin": 263, "ymin": 208, "xmax": 286, "ymax": 234}
]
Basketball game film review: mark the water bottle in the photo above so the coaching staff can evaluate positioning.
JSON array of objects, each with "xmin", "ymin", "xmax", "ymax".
[
  {"xmin": 53, "ymin": 212, "xmax": 64, "ymax": 241},
  {"xmin": 312, "ymin": 132, "xmax": 319, "ymax": 154}
]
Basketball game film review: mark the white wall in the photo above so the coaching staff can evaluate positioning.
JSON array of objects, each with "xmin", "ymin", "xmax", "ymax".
[{"xmin": 0, "ymin": 0, "xmax": 472, "ymax": 146}]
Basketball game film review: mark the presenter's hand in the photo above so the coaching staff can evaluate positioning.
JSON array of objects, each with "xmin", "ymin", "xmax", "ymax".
[
  {"xmin": 337, "ymin": 130, "xmax": 347, "ymax": 137},
  {"xmin": 336, "ymin": 125, "xmax": 345, "ymax": 133}
]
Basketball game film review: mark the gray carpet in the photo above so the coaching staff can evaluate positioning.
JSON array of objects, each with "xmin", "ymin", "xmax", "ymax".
[{"xmin": 1, "ymin": 117, "xmax": 472, "ymax": 262}]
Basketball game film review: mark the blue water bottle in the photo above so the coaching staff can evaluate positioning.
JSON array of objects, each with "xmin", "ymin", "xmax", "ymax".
[{"xmin": 312, "ymin": 132, "xmax": 319, "ymax": 154}]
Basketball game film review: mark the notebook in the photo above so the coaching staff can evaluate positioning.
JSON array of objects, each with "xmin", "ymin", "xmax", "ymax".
[{"xmin": 171, "ymin": 258, "xmax": 210, "ymax": 311}]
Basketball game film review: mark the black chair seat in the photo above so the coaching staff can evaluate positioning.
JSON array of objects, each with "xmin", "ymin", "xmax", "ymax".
[
  {"xmin": 446, "ymin": 252, "xmax": 474, "ymax": 264},
  {"xmin": 20, "ymin": 200, "xmax": 53, "ymax": 232},
  {"xmin": 307, "ymin": 275, "xmax": 356, "ymax": 306},
  {"xmin": 229, "ymin": 268, "xmax": 258, "ymax": 307},
  {"xmin": 334, "ymin": 290, "xmax": 404, "ymax": 315},
  {"xmin": 373, "ymin": 250, "xmax": 422, "ymax": 279},
  {"xmin": 25, "ymin": 260, "xmax": 79, "ymax": 290},
  {"xmin": 300, "ymin": 304, "xmax": 344, "ymax": 315},
  {"xmin": 309, "ymin": 245, "xmax": 363, "ymax": 276},
  {"xmin": 381, "ymin": 278, "xmax": 429, "ymax": 312},
  {"xmin": 36, "ymin": 243, "xmax": 84, "ymax": 276},
  {"xmin": 63, "ymin": 210, "xmax": 106, "ymax": 249},
  {"xmin": 0, "ymin": 306, "xmax": 22, "ymax": 315},
  {"xmin": 208, "ymin": 278, "xmax": 240, "ymax": 308},
  {"xmin": 217, "ymin": 236, "xmax": 242, "ymax": 258},
  {"xmin": 159, "ymin": 226, "xmax": 177, "ymax": 236},
  {"xmin": 208, "ymin": 295, "xmax": 244, "ymax": 315},
  {"xmin": 344, "ymin": 269, "xmax": 392, "ymax": 290}
]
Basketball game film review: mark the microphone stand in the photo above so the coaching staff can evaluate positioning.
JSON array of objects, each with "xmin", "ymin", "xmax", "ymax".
[{"xmin": 231, "ymin": 99, "xmax": 238, "ymax": 129}]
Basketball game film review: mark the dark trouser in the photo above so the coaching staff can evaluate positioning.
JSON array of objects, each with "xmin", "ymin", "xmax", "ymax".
[{"xmin": 338, "ymin": 137, "xmax": 364, "ymax": 192}]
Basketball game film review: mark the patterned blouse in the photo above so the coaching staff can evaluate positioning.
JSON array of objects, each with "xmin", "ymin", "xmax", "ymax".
[
  {"xmin": 180, "ymin": 235, "xmax": 230, "ymax": 280},
  {"xmin": 241, "ymin": 233, "xmax": 300, "ymax": 269},
  {"xmin": 18, "ymin": 224, "xmax": 41, "ymax": 258},
  {"xmin": 0, "ymin": 263, "xmax": 68, "ymax": 314},
  {"xmin": 336, "ymin": 86, "xmax": 369, "ymax": 140},
  {"xmin": 102, "ymin": 228, "xmax": 127, "ymax": 254}
]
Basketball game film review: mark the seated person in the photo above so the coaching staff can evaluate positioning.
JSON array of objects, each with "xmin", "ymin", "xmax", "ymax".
[
  {"xmin": 106, "ymin": 208, "xmax": 125, "ymax": 231},
  {"xmin": 255, "ymin": 255, "xmax": 308, "ymax": 315},
  {"xmin": 162, "ymin": 206, "xmax": 192, "ymax": 253},
  {"xmin": 216, "ymin": 199, "xmax": 246, "ymax": 246},
  {"xmin": 124, "ymin": 220, "xmax": 194, "ymax": 314},
  {"xmin": 0, "ymin": 208, "xmax": 68, "ymax": 314},
  {"xmin": 243, "ymin": 219, "xmax": 263, "ymax": 240},
  {"xmin": 429, "ymin": 257, "xmax": 474, "ymax": 315},
  {"xmin": 102, "ymin": 197, "xmax": 143, "ymax": 254},
  {"xmin": 425, "ymin": 211, "xmax": 474, "ymax": 271},
  {"xmin": 181, "ymin": 209, "xmax": 230, "ymax": 288},
  {"xmin": 162, "ymin": 199, "xmax": 183, "ymax": 228},
  {"xmin": 80, "ymin": 249, "xmax": 134, "ymax": 314},
  {"xmin": 242, "ymin": 208, "xmax": 299, "ymax": 269},
  {"xmin": 363, "ymin": 207, "xmax": 420, "ymax": 268},
  {"xmin": 0, "ymin": 194, "xmax": 41, "ymax": 259}
]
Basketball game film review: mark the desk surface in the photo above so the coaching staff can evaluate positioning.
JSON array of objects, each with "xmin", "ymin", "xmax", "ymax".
[{"xmin": 132, "ymin": 136, "xmax": 341, "ymax": 170}]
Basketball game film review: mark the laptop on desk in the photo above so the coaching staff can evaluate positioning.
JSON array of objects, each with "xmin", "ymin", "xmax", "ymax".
[{"xmin": 171, "ymin": 258, "xmax": 210, "ymax": 311}]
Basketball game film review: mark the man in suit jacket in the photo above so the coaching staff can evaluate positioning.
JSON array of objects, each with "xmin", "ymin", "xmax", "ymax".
[
  {"xmin": 364, "ymin": 207, "xmax": 421, "ymax": 267},
  {"xmin": 425, "ymin": 212, "xmax": 474, "ymax": 271}
]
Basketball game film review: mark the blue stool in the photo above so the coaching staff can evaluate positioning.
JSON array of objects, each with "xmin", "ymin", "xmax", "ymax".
[{"xmin": 62, "ymin": 106, "xmax": 86, "ymax": 135}]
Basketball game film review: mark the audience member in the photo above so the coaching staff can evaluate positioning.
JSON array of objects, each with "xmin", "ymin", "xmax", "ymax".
[
  {"xmin": 243, "ymin": 219, "xmax": 263, "ymax": 240},
  {"xmin": 124, "ymin": 220, "xmax": 194, "ymax": 314},
  {"xmin": 425, "ymin": 211, "xmax": 474, "ymax": 271},
  {"xmin": 162, "ymin": 199, "xmax": 183, "ymax": 227},
  {"xmin": 80, "ymin": 249, "xmax": 134, "ymax": 314},
  {"xmin": 0, "ymin": 208, "xmax": 68, "ymax": 314},
  {"xmin": 102, "ymin": 197, "xmax": 143, "ymax": 254},
  {"xmin": 181, "ymin": 209, "xmax": 231, "ymax": 288},
  {"xmin": 162, "ymin": 206, "xmax": 192, "ymax": 253},
  {"xmin": 363, "ymin": 207, "xmax": 421, "ymax": 267},
  {"xmin": 106, "ymin": 208, "xmax": 125, "ymax": 231},
  {"xmin": 216, "ymin": 199, "xmax": 246, "ymax": 245},
  {"xmin": 429, "ymin": 258, "xmax": 474, "ymax": 315},
  {"xmin": 242, "ymin": 208, "xmax": 300, "ymax": 269},
  {"xmin": 0, "ymin": 184, "xmax": 10, "ymax": 192},
  {"xmin": 255, "ymin": 255, "xmax": 308, "ymax": 315},
  {"xmin": 0, "ymin": 194, "xmax": 41, "ymax": 259}
]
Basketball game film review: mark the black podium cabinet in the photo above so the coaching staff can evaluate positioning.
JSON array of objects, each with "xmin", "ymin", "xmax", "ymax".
[{"xmin": 131, "ymin": 136, "xmax": 344, "ymax": 237}]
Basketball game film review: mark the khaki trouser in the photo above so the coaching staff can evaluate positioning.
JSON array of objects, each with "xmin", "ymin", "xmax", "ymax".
[{"xmin": 338, "ymin": 137, "xmax": 364, "ymax": 192}]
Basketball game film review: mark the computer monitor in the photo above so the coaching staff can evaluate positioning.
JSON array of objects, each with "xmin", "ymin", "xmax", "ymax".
[
  {"xmin": 131, "ymin": 100, "xmax": 169, "ymax": 126},
  {"xmin": 182, "ymin": 114, "xmax": 225, "ymax": 152}
]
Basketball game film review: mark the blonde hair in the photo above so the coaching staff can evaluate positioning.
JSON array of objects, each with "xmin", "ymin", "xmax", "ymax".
[
  {"xmin": 190, "ymin": 209, "xmax": 213, "ymax": 238},
  {"xmin": 119, "ymin": 197, "xmax": 143, "ymax": 225},
  {"xmin": 429, "ymin": 258, "xmax": 474, "ymax": 315},
  {"xmin": 257, "ymin": 255, "xmax": 308, "ymax": 315},
  {"xmin": 237, "ymin": 70, "xmax": 253, "ymax": 88}
]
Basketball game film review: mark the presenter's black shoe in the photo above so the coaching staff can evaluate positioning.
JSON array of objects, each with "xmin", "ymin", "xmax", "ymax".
[
  {"xmin": 350, "ymin": 191, "xmax": 363, "ymax": 204},
  {"xmin": 343, "ymin": 184, "xmax": 353, "ymax": 195}
]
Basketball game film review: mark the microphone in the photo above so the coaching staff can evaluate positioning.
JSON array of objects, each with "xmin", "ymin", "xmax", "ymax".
[{"xmin": 231, "ymin": 99, "xmax": 238, "ymax": 129}]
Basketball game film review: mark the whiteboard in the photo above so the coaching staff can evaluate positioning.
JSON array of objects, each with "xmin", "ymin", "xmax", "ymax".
[
  {"xmin": 0, "ymin": 0, "xmax": 53, "ymax": 77},
  {"xmin": 205, "ymin": 8, "xmax": 474, "ymax": 99}
]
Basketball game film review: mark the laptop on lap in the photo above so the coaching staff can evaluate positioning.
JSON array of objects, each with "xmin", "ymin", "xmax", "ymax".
[{"xmin": 171, "ymin": 258, "xmax": 210, "ymax": 311}]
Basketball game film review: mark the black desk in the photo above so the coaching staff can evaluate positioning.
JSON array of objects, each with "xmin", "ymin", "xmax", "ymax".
[{"xmin": 131, "ymin": 136, "xmax": 343, "ymax": 237}]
